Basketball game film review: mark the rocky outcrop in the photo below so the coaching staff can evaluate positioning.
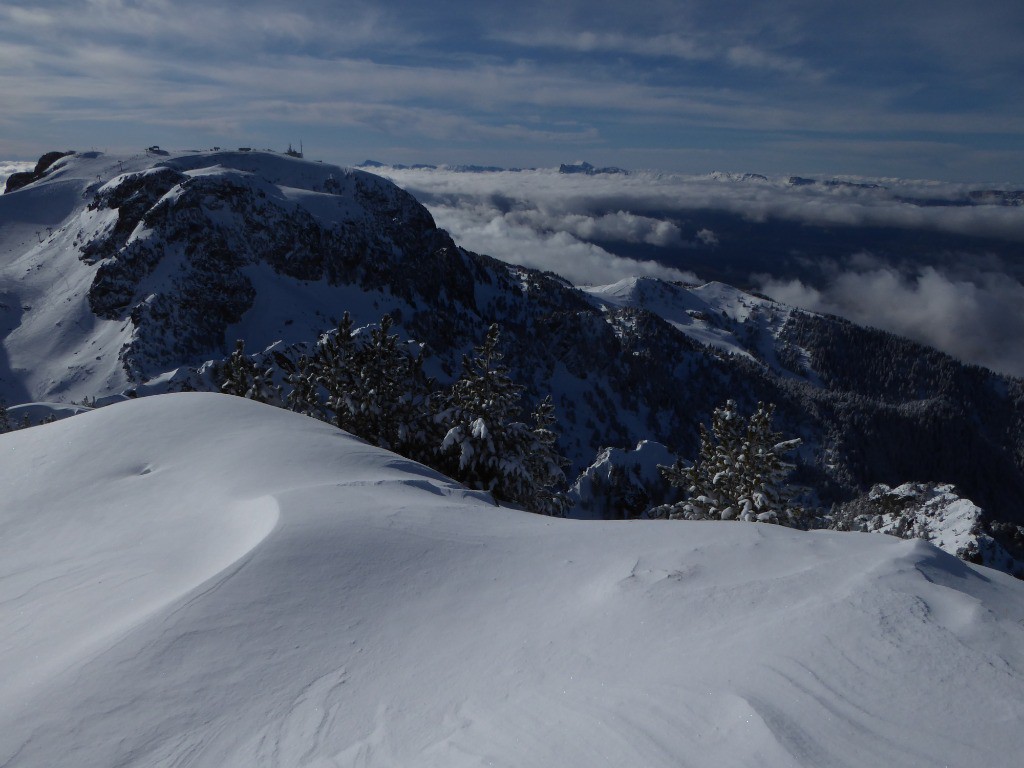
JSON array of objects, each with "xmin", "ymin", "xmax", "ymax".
[
  {"xmin": 831, "ymin": 482, "xmax": 1024, "ymax": 577},
  {"xmin": 3, "ymin": 151, "xmax": 74, "ymax": 193}
]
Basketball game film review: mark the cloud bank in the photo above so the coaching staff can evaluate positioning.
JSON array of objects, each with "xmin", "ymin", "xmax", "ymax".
[
  {"xmin": 383, "ymin": 166, "xmax": 1024, "ymax": 245},
  {"xmin": 377, "ymin": 165, "xmax": 1024, "ymax": 377},
  {"xmin": 428, "ymin": 202, "xmax": 696, "ymax": 287}
]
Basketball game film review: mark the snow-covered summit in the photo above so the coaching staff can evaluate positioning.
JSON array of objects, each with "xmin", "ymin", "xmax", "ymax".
[
  {"xmin": 2, "ymin": 392, "xmax": 1023, "ymax": 767},
  {"xmin": 0, "ymin": 149, "xmax": 445, "ymax": 402},
  {"xmin": 583, "ymin": 276, "xmax": 809, "ymax": 373}
]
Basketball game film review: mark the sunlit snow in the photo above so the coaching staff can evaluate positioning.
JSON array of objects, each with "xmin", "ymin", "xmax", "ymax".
[{"xmin": 2, "ymin": 393, "xmax": 1023, "ymax": 767}]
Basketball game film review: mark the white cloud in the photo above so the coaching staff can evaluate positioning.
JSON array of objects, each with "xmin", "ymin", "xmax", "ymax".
[
  {"xmin": 495, "ymin": 28, "xmax": 826, "ymax": 82},
  {"xmin": 506, "ymin": 209, "xmax": 684, "ymax": 247},
  {"xmin": 427, "ymin": 199, "xmax": 695, "ymax": 287},
  {"xmin": 494, "ymin": 30, "xmax": 713, "ymax": 61},
  {"xmin": 725, "ymin": 44, "xmax": 825, "ymax": 82},
  {"xmin": 696, "ymin": 228, "xmax": 718, "ymax": 246}
]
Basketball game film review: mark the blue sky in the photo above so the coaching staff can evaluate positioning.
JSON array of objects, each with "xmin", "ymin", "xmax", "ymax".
[{"xmin": 2, "ymin": 0, "xmax": 1023, "ymax": 181}]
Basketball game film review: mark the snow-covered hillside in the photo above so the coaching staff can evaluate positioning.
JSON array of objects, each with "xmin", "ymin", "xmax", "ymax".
[
  {"xmin": 2, "ymin": 393, "xmax": 1023, "ymax": 767},
  {"xmin": 584, "ymin": 276, "xmax": 807, "ymax": 376},
  {"xmin": 0, "ymin": 149, "xmax": 439, "ymax": 403}
]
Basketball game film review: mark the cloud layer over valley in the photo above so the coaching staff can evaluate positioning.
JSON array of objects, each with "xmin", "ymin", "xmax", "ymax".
[{"xmin": 378, "ymin": 165, "xmax": 1024, "ymax": 377}]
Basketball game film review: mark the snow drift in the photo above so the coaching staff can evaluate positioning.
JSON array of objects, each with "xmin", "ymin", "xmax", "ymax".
[{"xmin": 2, "ymin": 393, "xmax": 1023, "ymax": 767}]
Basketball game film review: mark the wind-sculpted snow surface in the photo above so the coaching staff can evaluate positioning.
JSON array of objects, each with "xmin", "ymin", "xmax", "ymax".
[{"xmin": 2, "ymin": 393, "xmax": 1024, "ymax": 767}]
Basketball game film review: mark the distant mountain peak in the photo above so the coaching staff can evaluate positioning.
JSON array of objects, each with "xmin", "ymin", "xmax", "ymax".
[{"xmin": 558, "ymin": 161, "xmax": 628, "ymax": 175}]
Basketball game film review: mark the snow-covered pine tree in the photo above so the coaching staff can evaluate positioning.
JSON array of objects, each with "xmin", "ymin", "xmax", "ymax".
[
  {"xmin": 742, "ymin": 402, "xmax": 802, "ymax": 522},
  {"xmin": 219, "ymin": 339, "xmax": 276, "ymax": 402},
  {"xmin": 437, "ymin": 324, "xmax": 568, "ymax": 514},
  {"xmin": 525, "ymin": 396, "xmax": 570, "ymax": 516},
  {"xmin": 345, "ymin": 314, "xmax": 437, "ymax": 458},
  {"xmin": 651, "ymin": 400, "xmax": 802, "ymax": 525},
  {"xmin": 286, "ymin": 313, "xmax": 438, "ymax": 460},
  {"xmin": 309, "ymin": 313, "xmax": 358, "ymax": 430},
  {"xmin": 285, "ymin": 354, "xmax": 324, "ymax": 419},
  {"xmin": 437, "ymin": 324, "xmax": 523, "ymax": 494}
]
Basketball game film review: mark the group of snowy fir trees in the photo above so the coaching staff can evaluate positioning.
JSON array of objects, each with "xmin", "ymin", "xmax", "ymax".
[
  {"xmin": 219, "ymin": 317, "xmax": 568, "ymax": 516},
  {"xmin": 218, "ymin": 317, "xmax": 803, "ymax": 523}
]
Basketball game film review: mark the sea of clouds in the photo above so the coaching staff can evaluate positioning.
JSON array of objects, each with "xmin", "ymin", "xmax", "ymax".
[{"xmin": 379, "ymin": 166, "xmax": 1024, "ymax": 377}]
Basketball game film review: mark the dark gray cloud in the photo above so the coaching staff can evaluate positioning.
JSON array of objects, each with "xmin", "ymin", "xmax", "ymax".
[{"xmin": 2, "ymin": 1, "xmax": 1023, "ymax": 179}]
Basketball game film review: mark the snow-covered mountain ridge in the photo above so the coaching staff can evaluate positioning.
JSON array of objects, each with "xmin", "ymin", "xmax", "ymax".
[
  {"xmin": 2, "ymin": 149, "xmax": 1022, "ymax": 538},
  {"xmin": 1, "ymin": 392, "xmax": 1023, "ymax": 767},
  {"xmin": 0, "ymin": 149, "xmax": 449, "ymax": 400},
  {"xmin": 584, "ymin": 276, "xmax": 801, "ymax": 371}
]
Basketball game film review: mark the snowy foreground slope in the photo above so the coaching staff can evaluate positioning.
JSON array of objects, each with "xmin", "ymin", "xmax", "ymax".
[{"xmin": 2, "ymin": 394, "xmax": 1023, "ymax": 768}]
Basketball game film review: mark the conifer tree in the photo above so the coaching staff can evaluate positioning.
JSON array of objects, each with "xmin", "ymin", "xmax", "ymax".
[
  {"xmin": 652, "ymin": 400, "xmax": 802, "ymax": 524},
  {"xmin": 438, "ymin": 324, "xmax": 568, "ymax": 514},
  {"xmin": 219, "ymin": 339, "xmax": 276, "ymax": 402},
  {"xmin": 286, "ymin": 313, "xmax": 438, "ymax": 460},
  {"xmin": 311, "ymin": 313, "xmax": 358, "ymax": 430},
  {"xmin": 0, "ymin": 400, "xmax": 11, "ymax": 434},
  {"xmin": 285, "ymin": 354, "xmax": 324, "ymax": 419},
  {"xmin": 524, "ymin": 395, "xmax": 570, "ymax": 516},
  {"xmin": 346, "ymin": 314, "xmax": 436, "ymax": 457}
]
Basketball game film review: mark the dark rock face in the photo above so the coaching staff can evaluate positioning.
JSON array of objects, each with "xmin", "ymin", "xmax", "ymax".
[
  {"xmin": 82, "ymin": 167, "xmax": 190, "ymax": 315},
  {"xmin": 76, "ymin": 162, "xmax": 466, "ymax": 374},
  {"xmin": 4, "ymin": 151, "xmax": 74, "ymax": 193}
]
